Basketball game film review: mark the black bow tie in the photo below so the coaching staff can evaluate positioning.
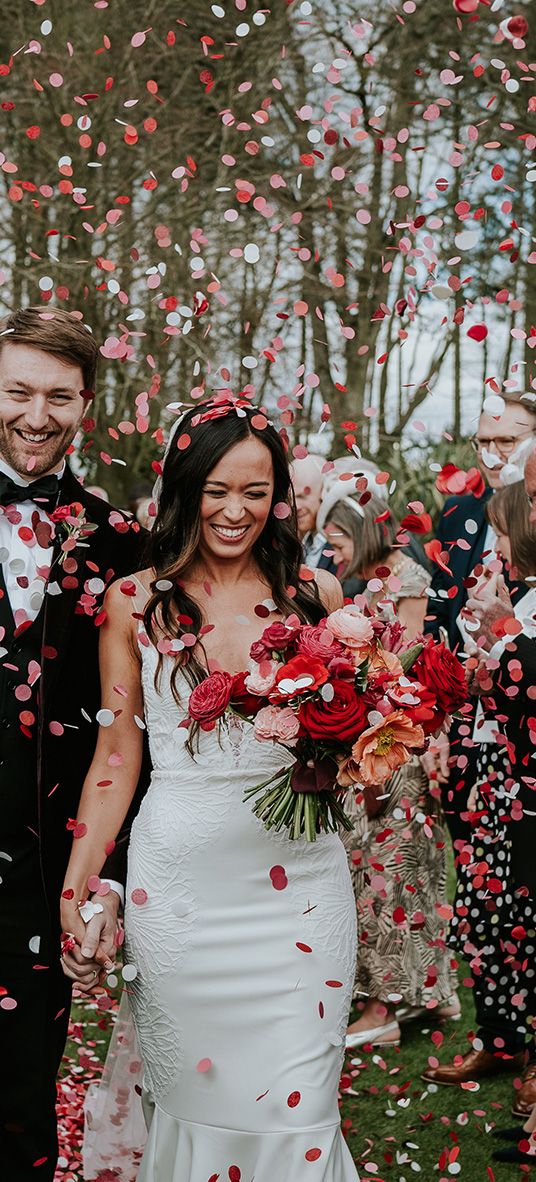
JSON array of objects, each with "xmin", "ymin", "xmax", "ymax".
[{"xmin": 0, "ymin": 472, "xmax": 61, "ymax": 510}]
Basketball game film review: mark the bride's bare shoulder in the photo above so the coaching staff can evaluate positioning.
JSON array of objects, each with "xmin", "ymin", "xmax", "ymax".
[
  {"xmin": 314, "ymin": 568, "xmax": 344, "ymax": 613},
  {"xmin": 104, "ymin": 568, "xmax": 153, "ymax": 620}
]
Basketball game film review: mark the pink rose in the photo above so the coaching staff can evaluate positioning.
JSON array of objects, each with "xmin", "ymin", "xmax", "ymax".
[
  {"xmin": 245, "ymin": 659, "xmax": 281, "ymax": 696},
  {"xmin": 326, "ymin": 606, "xmax": 374, "ymax": 650},
  {"xmin": 188, "ymin": 671, "xmax": 233, "ymax": 726},
  {"xmin": 295, "ymin": 624, "xmax": 345, "ymax": 665},
  {"xmin": 253, "ymin": 705, "xmax": 300, "ymax": 746}
]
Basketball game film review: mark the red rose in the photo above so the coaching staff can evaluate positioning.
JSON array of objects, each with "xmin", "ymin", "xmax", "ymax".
[
  {"xmin": 188, "ymin": 671, "xmax": 233, "ymax": 726},
  {"xmin": 295, "ymin": 624, "xmax": 345, "ymax": 664},
  {"xmin": 250, "ymin": 621, "xmax": 299, "ymax": 662},
  {"xmin": 299, "ymin": 680, "xmax": 367, "ymax": 743},
  {"xmin": 51, "ymin": 501, "xmax": 84, "ymax": 524},
  {"xmin": 412, "ymin": 642, "xmax": 466, "ymax": 715},
  {"xmin": 229, "ymin": 672, "xmax": 266, "ymax": 716},
  {"xmin": 270, "ymin": 655, "xmax": 329, "ymax": 701}
]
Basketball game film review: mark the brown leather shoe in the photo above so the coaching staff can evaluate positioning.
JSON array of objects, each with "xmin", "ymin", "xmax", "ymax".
[
  {"xmin": 512, "ymin": 1060, "xmax": 536, "ymax": 1118},
  {"xmin": 422, "ymin": 1048, "xmax": 526, "ymax": 1087}
]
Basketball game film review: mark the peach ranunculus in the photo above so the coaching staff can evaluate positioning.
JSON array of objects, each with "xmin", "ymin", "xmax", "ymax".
[
  {"xmin": 245, "ymin": 659, "xmax": 281, "ymax": 696},
  {"xmin": 366, "ymin": 645, "xmax": 404, "ymax": 680},
  {"xmin": 253, "ymin": 705, "xmax": 300, "ymax": 746},
  {"xmin": 325, "ymin": 606, "xmax": 374, "ymax": 652},
  {"xmin": 336, "ymin": 710, "xmax": 425, "ymax": 789}
]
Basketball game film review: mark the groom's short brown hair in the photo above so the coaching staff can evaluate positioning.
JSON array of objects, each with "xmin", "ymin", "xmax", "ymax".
[{"xmin": 0, "ymin": 306, "xmax": 98, "ymax": 392}]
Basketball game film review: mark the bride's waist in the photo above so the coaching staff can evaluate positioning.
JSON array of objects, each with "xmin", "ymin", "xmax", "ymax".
[{"xmin": 148, "ymin": 748, "xmax": 295, "ymax": 784}]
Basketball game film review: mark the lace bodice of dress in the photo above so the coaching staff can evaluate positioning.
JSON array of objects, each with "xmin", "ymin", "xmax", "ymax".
[{"xmin": 133, "ymin": 580, "xmax": 292, "ymax": 780}]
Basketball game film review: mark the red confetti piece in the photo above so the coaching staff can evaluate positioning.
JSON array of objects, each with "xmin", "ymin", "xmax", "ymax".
[
  {"xmin": 131, "ymin": 888, "xmax": 148, "ymax": 905},
  {"xmin": 287, "ymin": 1090, "xmax": 301, "ymax": 1107},
  {"xmin": 467, "ymin": 324, "xmax": 488, "ymax": 342},
  {"xmin": 305, "ymin": 1148, "xmax": 322, "ymax": 1162},
  {"xmin": 269, "ymin": 865, "xmax": 288, "ymax": 890},
  {"xmin": 296, "ymin": 942, "xmax": 312, "ymax": 953}
]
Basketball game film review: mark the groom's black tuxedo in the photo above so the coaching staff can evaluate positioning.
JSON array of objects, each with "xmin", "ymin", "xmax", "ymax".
[{"xmin": 0, "ymin": 465, "xmax": 149, "ymax": 1181}]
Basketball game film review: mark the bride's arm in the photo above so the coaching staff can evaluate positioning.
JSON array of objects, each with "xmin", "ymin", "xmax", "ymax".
[{"xmin": 60, "ymin": 579, "xmax": 144, "ymax": 951}]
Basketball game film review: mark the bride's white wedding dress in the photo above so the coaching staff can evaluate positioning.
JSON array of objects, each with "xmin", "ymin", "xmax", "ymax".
[{"xmin": 91, "ymin": 593, "xmax": 358, "ymax": 1181}]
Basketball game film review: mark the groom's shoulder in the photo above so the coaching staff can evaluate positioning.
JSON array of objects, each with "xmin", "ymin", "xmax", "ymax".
[{"xmin": 64, "ymin": 469, "xmax": 148, "ymax": 566}]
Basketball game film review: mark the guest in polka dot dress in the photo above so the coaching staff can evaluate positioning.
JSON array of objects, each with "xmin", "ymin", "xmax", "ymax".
[{"xmin": 423, "ymin": 474, "xmax": 536, "ymax": 1113}]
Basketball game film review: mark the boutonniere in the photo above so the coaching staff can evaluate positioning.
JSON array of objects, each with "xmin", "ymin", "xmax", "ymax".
[{"xmin": 50, "ymin": 501, "xmax": 98, "ymax": 565}]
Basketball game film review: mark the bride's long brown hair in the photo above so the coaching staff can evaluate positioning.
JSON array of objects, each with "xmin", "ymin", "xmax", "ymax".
[{"xmin": 143, "ymin": 401, "xmax": 324, "ymax": 702}]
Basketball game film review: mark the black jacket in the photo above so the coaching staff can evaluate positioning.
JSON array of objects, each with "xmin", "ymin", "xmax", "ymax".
[
  {"xmin": 21, "ymin": 466, "xmax": 148, "ymax": 928},
  {"xmin": 424, "ymin": 489, "xmax": 494, "ymax": 649}
]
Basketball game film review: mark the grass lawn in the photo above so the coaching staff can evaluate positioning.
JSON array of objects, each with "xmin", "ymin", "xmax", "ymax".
[{"xmin": 59, "ymin": 851, "xmax": 527, "ymax": 1181}]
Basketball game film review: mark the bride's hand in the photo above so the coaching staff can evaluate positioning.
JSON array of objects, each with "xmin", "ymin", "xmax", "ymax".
[{"xmin": 60, "ymin": 892, "xmax": 120, "ymax": 990}]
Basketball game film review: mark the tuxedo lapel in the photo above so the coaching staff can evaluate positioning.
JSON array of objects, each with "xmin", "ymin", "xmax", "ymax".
[{"xmin": 40, "ymin": 468, "xmax": 97, "ymax": 699}]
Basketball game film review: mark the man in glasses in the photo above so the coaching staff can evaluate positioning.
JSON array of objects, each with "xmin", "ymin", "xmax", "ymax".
[
  {"xmin": 425, "ymin": 391, "xmax": 536, "ymax": 844},
  {"xmin": 427, "ymin": 392, "xmax": 536, "ymax": 651}
]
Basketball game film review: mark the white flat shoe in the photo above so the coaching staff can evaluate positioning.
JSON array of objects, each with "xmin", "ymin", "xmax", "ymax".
[
  {"xmin": 396, "ymin": 1004, "xmax": 426, "ymax": 1025},
  {"xmin": 396, "ymin": 997, "xmax": 461, "ymax": 1025},
  {"xmin": 345, "ymin": 1020, "xmax": 400, "ymax": 1049}
]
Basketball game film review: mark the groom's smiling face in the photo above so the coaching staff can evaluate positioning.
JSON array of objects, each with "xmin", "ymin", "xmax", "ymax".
[
  {"xmin": 200, "ymin": 436, "xmax": 275, "ymax": 560},
  {"xmin": 0, "ymin": 342, "xmax": 86, "ymax": 478}
]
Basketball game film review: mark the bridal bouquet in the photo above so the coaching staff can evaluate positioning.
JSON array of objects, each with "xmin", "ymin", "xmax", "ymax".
[{"xmin": 186, "ymin": 606, "xmax": 466, "ymax": 842}]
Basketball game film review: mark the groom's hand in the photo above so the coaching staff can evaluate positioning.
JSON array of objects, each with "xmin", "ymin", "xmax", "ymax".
[{"xmin": 61, "ymin": 891, "xmax": 120, "ymax": 992}]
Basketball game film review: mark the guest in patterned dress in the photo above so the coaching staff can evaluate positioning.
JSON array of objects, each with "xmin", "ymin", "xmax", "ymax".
[
  {"xmin": 424, "ymin": 477, "xmax": 536, "ymax": 1104},
  {"xmin": 322, "ymin": 494, "xmax": 459, "ymax": 1048}
]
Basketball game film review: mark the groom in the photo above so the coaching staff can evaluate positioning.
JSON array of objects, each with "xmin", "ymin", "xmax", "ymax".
[{"xmin": 0, "ymin": 307, "xmax": 148, "ymax": 1180}]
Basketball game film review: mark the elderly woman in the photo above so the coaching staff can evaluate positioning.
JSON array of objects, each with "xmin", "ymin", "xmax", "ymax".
[
  {"xmin": 322, "ymin": 492, "xmax": 459, "ymax": 1048},
  {"xmin": 319, "ymin": 487, "xmax": 430, "ymax": 603}
]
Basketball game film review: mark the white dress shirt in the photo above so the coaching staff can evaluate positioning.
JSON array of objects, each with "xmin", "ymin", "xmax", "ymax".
[
  {"xmin": 0, "ymin": 456, "xmax": 124, "ymax": 906},
  {"xmin": 0, "ymin": 456, "xmax": 63, "ymax": 625}
]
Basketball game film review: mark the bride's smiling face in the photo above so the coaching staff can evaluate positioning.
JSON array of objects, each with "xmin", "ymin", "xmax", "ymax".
[{"xmin": 199, "ymin": 435, "xmax": 275, "ymax": 559}]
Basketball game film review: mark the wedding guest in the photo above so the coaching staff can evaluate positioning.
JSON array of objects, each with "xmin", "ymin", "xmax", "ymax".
[
  {"xmin": 492, "ymin": 1087, "xmax": 536, "ymax": 1166},
  {"xmin": 424, "ymin": 392, "xmax": 536, "ymax": 848},
  {"xmin": 290, "ymin": 452, "xmax": 334, "ymax": 569},
  {"xmin": 423, "ymin": 475, "xmax": 536, "ymax": 1093},
  {"xmin": 0, "ymin": 307, "xmax": 147, "ymax": 1181},
  {"xmin": 331, "ymin": 496, "xmax": 459, "ymax": 1049},
  {"xmin": 135, "ymin": 495, "xmax": 155, "ymax": 531},
  {"xmin": 319, "ymin": 488, "xmax": 430, "ymax": 601}
]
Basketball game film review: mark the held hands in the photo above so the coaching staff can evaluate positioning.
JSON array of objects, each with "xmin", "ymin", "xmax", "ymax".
[{"xmin": 60, "ymin": 890, "xmax": 120, "ymax": 993}]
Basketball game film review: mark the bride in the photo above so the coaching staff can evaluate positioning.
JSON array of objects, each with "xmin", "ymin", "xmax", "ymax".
[{"xmin": 60, "ymin": 397, "xmax": 359, "ymax": 1181}]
